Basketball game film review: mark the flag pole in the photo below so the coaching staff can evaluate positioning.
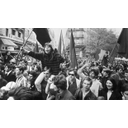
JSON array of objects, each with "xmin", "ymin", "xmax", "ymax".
[{"xmin": 16, "ymin": 29, "xmax": 33, "ymax": 62}]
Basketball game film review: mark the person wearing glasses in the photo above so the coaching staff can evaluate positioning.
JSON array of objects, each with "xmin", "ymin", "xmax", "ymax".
[{"xmin": 67, "ymin": 69, "xmax": 81, "ymax": 95}]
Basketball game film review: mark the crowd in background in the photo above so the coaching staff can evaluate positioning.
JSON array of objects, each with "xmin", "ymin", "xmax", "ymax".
[{"xmin": 0, "ymin": 43, "xmax": 128, "ymax": 100}]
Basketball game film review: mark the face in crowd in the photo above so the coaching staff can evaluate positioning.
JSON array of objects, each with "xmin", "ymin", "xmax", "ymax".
[
  {"xmin": 82, "ymin": 78, "xmax": 92, "ymax": 92},
  {"xmin": 123, "ymin": 91, "xmax": 128, "ymax": 100},
  {"xmin": 15, "ymin": 67, "xmax": 24, "ymax": 77},
  {"xmin": 125, "ymin": 72, "xmax": 128, "ymax": 80},
  {"xmin": 44, "ymin": 70, "xmax": 51, "ymax": 81},
  {"xmin": 89, "ymin": 71, "xmax": 95, "ymax": 79},
  {"xmin": 45, "ymin": 45, "xmax": 52, "ymax": 54},
  {"xmin": 106, "ymin": 80, "xmax": 113, "ymax": 90},
  {"xmin": 118, "ymin": 68, "xmax": 123, "ymax": 74}
]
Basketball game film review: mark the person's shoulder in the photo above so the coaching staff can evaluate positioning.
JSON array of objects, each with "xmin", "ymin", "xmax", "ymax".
[{"xmin": 89, "ymin": 91, "xmax": 97, "ymax": 99}]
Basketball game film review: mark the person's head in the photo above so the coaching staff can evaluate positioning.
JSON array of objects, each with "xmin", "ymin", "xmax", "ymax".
[
  {"xmin": 89, "ymin": 69, "xmax": 99, "ymax": 79},
  {"xmin": 44, "ymin": 43, "xmax": 53, "ymax": 54},
  {"xmin": 68, "ymin": 69, "xmax": 75, "ymax": 78},
  {"xmin": 124, "ymin": 70, "xmax": 128, "ymax": 80},
  {"xmin": 15, "ymin": 66, "xmax": 25, "ymax": 77},
  {"xmin": 5, "ymin": 64, "xmax": 14, "ymax": 72},
  {"xmin": 27, "ymin": 71, "xmax": 37, "ymax": 81},
  {"xmin": 82, "ymin": 77, "xmax": 92, "ymax": 92},
  {"xmin": 54, "ymin": 75, "xmax": 67, "ymax": 92},
  {"xmin": 116, "ymin": 65, "xmax": 124, "ymax": 74},
  {"xmin": 106, "ymin": 78, "xmax": 117, "ymax": 91},
  {"xmin": 102, "ymin": 68, "xmax": 111, "ymax": 77},
  {"xmin": 44, "ymin": 69, "xmax": 51, "ymax": 81}
]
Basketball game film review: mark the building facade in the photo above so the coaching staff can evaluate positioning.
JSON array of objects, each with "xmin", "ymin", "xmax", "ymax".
[
  {"xmin": 66, "ymin": 28, "xmax": 88, "ymax": 58},
  {"xmin": 0, "ymin": 28, "xmax": 43, "ymax": 54}
]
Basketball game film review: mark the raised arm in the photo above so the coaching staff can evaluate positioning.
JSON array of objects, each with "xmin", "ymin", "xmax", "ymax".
[
  {"xmin": 77, "ymin": 62, "xmax": 90, "ymax": 80},
  {"xmin": 27, "ymin": 51, "xmax": 44, "ymax": 61}
]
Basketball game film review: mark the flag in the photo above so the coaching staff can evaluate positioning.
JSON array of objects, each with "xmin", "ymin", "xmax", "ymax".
[
  {"xmin": 33, "ymin": 28, "xmax": 51, "ymax": 47},
  {"xmin": 109, "ymin": 44, "xmax": 119, "ymax": 63},
  {"xmin": 58, "ymin": 30, "xmax": 66, "ymax": 58},
  {"xmin": 34, "ymin": 42, "xmax": 39, "ymax": 52},
  {"xmin": 69, "ymin": 29, "xmax": 78, "ymax": 69},
  {"xmin": 118, "ymin": 28, "xmax": 128, "ymax": 58}
]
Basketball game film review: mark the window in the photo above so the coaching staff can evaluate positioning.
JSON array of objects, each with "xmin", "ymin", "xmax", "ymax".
[
  {"xmin": 12, "ymin": 29, "xmax": 16, "ymax": 35},
  {"xmin": 6, "ymin": 29, "xmax": 8, "ymax": 36}
]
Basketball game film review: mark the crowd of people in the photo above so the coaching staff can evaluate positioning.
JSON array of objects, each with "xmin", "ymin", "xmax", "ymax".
[{"xmin": 0, "ymin": 43, "xmax": 128, "ymax": 100}]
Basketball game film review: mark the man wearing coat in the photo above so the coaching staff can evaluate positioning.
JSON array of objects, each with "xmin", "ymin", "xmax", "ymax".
[{"xmin": 75, "ymin": 77, "xmax": 97, "ymax": 100}]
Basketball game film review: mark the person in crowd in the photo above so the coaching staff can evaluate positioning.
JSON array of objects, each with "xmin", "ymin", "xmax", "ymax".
[
  {"xmin": 111, "ymin": 65, "xmax": 124, "ymax": 85},
  {"xmin": 100, "ymin": 68, "xmax": 111, "ymax": 89},
  {"xmin": 4, "ymin": 51, "xmax": 13, "ymax": 64},
  {"xmin": 55, "ymin": 75, "xmax": 75, "ymax": 100},
  {"xmin": 23, "ymin": 43, "xmax": 64, "ymax": 75},
  {"xmin": 27, "ymin": 71, "xmax": 37, "ymax": 91},
  {"xmin": 89, "ymin": 69, "xmax": 103, "ymax": 97},
  {"xmin": 4, "ymin": 64, "xmax": 16, "ymax": 82},
  {"xmin": 0, "ymin": 71, "xmax": 7, "ymax": 89},
  {"xmin": 45, "ymin": 75, "xmax": 58, "ymax": 100},
  {"xmin": 35, "ymin": 69, "xmax": 51, "ymax": 100},
  {"xmin": 7, "ymin": 87, "xmax": 42, "ymax": 100},
  {"xmin": 75, "ymin": 77, "xmax": 97, "ymax": 100},
  {"xmin": 67, "ymin": 69, "xmax": 80, "ymax": 95},
  {"xmin": 122, "ymin": 84, "xmax": 128, "ymax": 100},
  {"xmin": 99, "ymin": 78, "xmax": 122, "ymax": 100},
  {"xmin": 15, "ymin": 66, "xmax": 28, "ymax": 88},
  {"xmin": 102, "ymin": 51, "xmax": 109, "ymax": 67}
]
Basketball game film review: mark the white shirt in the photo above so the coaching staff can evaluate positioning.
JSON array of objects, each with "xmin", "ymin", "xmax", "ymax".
[
  {"xmin": 107, "ymin": 90, "xmax": 113, "ymax": 100},
  {"xmin": 90, "ymin": 79, "xmax": 103, "ymax": 97}
]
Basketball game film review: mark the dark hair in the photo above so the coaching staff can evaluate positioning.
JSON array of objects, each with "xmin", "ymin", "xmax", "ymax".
[
  {"xmin": 80, "ymin": 77, "xmax": 92, "ymax": 88},
  {"xmin": 90, "ymin": 69, "xmax": 99, "ymax": 78},
  {"xmin": 106, "ymin": 78, "xmax": 117, "ymax": 91},
  {"xmin": 44, "ymin": 43, "xmax": 53, "ymax": 51},
  {"xmin": 8, "ymin": 87, "xmax": 42, "ymax": 100},
  {"xmin": 16, "ymin": 66, "xmax": 25, "ymax": 73},
  {"xmin": 54, "ymin": 75, "xmax": 67, "ymax": 90},
  {"xmin": 84, "ymin": 77, "xmax": 92, "ymax": 86}
]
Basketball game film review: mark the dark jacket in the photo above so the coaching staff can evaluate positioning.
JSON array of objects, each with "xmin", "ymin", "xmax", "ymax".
[
  {"xmin": 5, "ymin": 70, "xmax": 16, "ymax": 82},
  {"xmin": 56, "ymin": 90, "xmax": 75, "ymax": 100},
  {"xmin": 75, "ymin": 89, "xmax": 97, "ymax": 100},
  {"xmin": 0, "ymin": 78, "xmax": 7, "ymax": 88},
  {"xmin": 28, "ymin": 49, "xmax": 64, "ymax": 75},
  {"xmin": 99, "ymin": 89, "xmax": 122, "ymax": 100}
]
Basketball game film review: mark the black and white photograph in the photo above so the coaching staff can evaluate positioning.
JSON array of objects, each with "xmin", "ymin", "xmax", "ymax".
[{"xmin": 0, "ymin": 28, "xmax": 128, "ymax": 100}]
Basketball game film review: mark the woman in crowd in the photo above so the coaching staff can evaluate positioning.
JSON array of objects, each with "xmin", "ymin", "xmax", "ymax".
[{"xmin": 99, "ymin": 78, "xmax": 122, "ymax": 100}]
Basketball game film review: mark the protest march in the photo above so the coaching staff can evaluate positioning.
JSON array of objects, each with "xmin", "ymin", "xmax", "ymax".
[{"xmin": 0, "ymin": 28, "xmax": 128, "ymax": 100}]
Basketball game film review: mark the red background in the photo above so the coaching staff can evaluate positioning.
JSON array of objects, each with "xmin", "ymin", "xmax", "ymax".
[{"xmin": 0, "ymin": 0, "xmax": 128, "ymax": 128}]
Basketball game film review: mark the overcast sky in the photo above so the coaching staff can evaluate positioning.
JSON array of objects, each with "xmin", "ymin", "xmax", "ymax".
[{"xmin": 51, "ymin": 28, "xmax": 122, "ymax": 45}]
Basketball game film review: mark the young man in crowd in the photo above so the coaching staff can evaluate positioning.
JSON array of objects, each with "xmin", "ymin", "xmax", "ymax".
[
  {"xmin": 55, "ymin": 75, "xmax": 75, "ymax": 100},
  {"xmin": 15, "ymin": 66, "xmax": 28, "ymax": 88},
  {"xmin": 67, "ymin": 69, "xmax": 80, "ymax": 95},
  {"xmin": 75, "ymin": 77, "xmax": 97, "ymax": 100},
  {"xmin": 4, "ymin": 64, "xmax": 16, "ymax": 82}
]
